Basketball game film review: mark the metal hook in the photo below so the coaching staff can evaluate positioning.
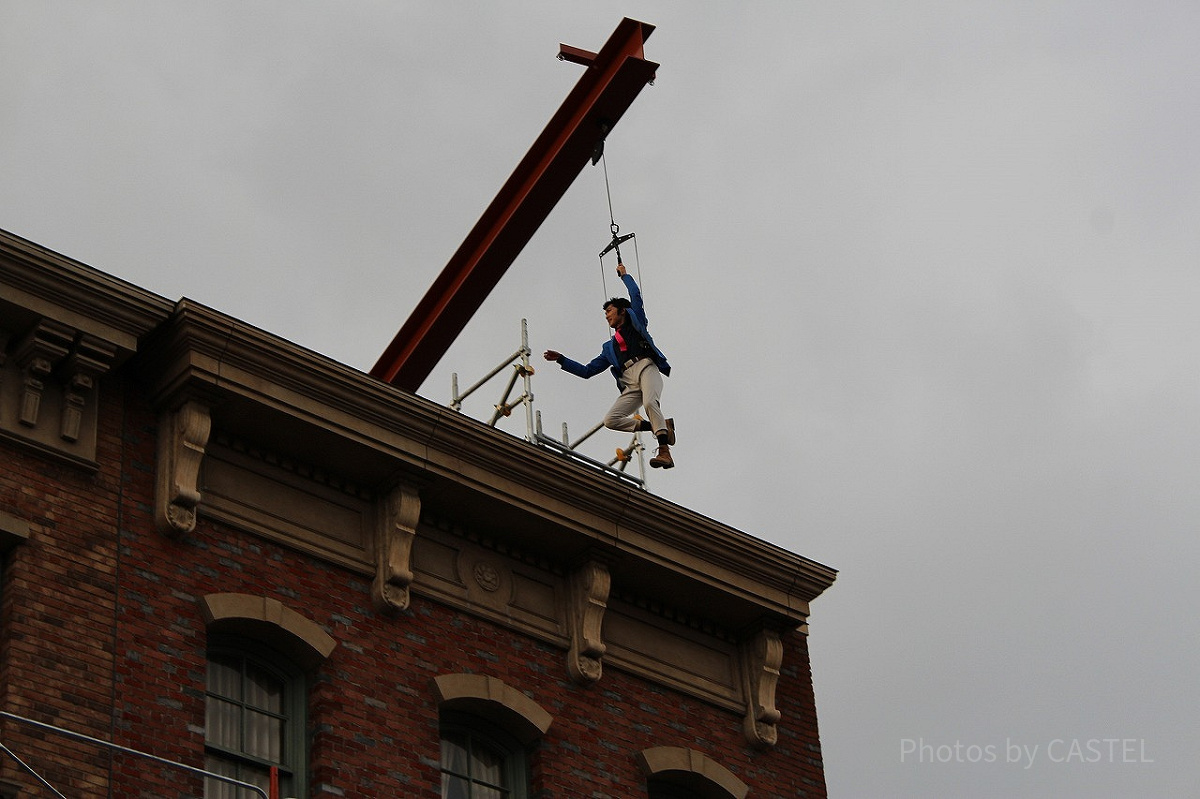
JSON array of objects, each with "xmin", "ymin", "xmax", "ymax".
[{"xmin": 599, "ymin": 231, "xmax": 635, "ymax": 260}]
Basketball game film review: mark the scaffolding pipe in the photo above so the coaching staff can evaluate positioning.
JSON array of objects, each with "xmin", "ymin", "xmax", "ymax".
[
  {"xmin": 452, "ymin": 345, "xmax": 528, "ymax": 411},
  {"xmin": 452, "ymin": 320, "xmax": 534, "ymax": 440},
  {"xmin": 520, "ymin": 319, "xmax": 536, "ymax": 439},
  {"xmin": 487, "ymin": 365, "xmax": 526, "ymax": 426},
  {"xmin": 0, "ymin": 711, "xmax": 271, "ymax": 799},
  {"xmin": 533, "ymin": 430, "xmax": 644, "ymax": 488},
  {"xmin": 608, "ymin": 432, "xmax": 644, "ymax": 473},
  {"xmin": 567, "ymin": 420, "xmax": 604, "ymax": 450},
  {"xmin": 536, "ymin": 413, "xmax": 646, "ymax": 487}
]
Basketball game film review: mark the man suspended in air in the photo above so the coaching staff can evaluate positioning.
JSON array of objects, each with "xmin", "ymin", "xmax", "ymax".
[{"xmin": 543, "ymin": 262, "xmax": 676, "ymax": 468}]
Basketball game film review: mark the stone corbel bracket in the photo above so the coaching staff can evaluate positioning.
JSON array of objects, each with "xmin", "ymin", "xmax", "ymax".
[
  {"xmin": 58, "ymin": 335, "xmax": 116, "ymax": 442},
  {"xmin": 740, "ymin": 625, "xmax": 784, "ymax": 749},
  {"xmin": 566, "ymin": 560, "xmax": 610, "ymax": 684},
  {"xmin": 371, "ymin": 482, "xmax": 420, "ymax": 614},
  {"xmin": 1, "ymin": 319, "xmax": 122, "ymax": 466},
  {"xmin": 13, "ymin": 320, "xmax": 73, "ymax": 427},
  {"xmin": 155, "ymin": 400, "xmax": 212, "ymax": 536}
]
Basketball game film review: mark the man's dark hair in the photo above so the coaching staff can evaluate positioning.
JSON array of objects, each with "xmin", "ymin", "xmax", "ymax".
[{"xmin": 603, "ymin": 297, "xmax": 631, "ymax": 311}]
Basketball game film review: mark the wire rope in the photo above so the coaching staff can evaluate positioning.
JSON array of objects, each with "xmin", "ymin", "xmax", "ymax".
[{"xmin": 596, "ymin": 151, "xmax": 645, "ymax": 309}]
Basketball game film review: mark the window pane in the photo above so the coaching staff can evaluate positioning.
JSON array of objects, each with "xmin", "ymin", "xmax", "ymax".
[
  {"xmin": 208, "ymin": 656, "xmax": 241, "ymax": 700},
  {"xmin": 244, "ymin": 662, "xmax": 283, "ymax": 713},
  {"xmin": 475, "ymin": 787, "xmax": 506, "ymax": 799},
  {"xmin": 470, "ymin": 739, "xmax": 506, "ymax": 786},
  {"xmin": 246, "ymin": 709, "xmax": 283, "ymax": 761},
  {"xmin": 239, "ymin": 764, "xmax": 270, "ymax": 799},
  {"xmin": 204, "ymin": 755, "xmax": 237, "ymax": 799},
  {"xmin": 441, "ymin": 722, "xmax": 522, "ymax": 799},
  {"xmin": 205, "ymin": 753, "xmax": 271, "ymax": 799},
  {"xmin": 206, "ymin": 697, "xmax": 241, "ymax": 750},
  {"xmin": 441, "ymin": 773, "xmax": 470, "ymax": 799},
  {"xmin": 441, "ymin": 732, "xmax": 470, "ymax": 777}
]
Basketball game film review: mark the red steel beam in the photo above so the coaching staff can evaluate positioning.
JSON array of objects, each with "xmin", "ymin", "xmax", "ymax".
[{"xmin": 371, "ymin": 18, "xmax": 658, "ymax": 390}]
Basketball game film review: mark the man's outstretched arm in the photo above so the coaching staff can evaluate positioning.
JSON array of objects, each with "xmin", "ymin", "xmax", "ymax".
[
  {"xmin": 616, "ymin": 263, "xmax": 647, "ymax": 326},
  {"xmin": 544, "ymin": 349, "xmax": 609, "ymax": 379}
]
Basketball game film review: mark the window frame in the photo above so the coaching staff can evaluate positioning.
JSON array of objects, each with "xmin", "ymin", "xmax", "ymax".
[
  {"xmin": 204, "ymin": 636, "xmax": 308, "ymax": 799},
  {"xmin": 439, "ymin": 710, "xmax": 530, "ymax": 799}
]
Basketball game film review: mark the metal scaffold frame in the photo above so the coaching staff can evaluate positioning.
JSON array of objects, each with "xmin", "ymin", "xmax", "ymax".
[
  {"xmin": 533, "ymin": 413, "xmax": 647, "ymax": 489},
  {"xmin": 450, "ymin": 319, "xmax": 647, "ymax": 489},
  {"xmin": 451, "ymin": 318, "xmax": 536, "ymax": 434}
]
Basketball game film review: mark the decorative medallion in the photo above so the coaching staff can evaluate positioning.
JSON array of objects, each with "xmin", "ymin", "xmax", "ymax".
[{"xmin": 473, "ymin": 561, "xmax": 501, "ymax": 592}]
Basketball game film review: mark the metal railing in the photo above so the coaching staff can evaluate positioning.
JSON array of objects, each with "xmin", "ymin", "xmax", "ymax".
[
  {"xmin": 533, "ymin": 414, "xmax": 646, "ymax": 488},
  {"xmin": 0, "ymin": 711, "xmax": 274, "ymax": 799}
]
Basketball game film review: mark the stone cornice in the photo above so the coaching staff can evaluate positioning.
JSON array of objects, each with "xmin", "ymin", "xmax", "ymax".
[
  {"xmin": 0, "ymin": 229, "xmax": 172, "ymax": 358},
  {"xmin": 1, "ymin": 229, "xmax": 836, "ymax": 630},
  {"xmin": 616, "ymin": 495, "xmax": 835, "ymax": 611},
  {"xmin": 139, "ymin": 300, "xmax": 836, "ymax": 629}
]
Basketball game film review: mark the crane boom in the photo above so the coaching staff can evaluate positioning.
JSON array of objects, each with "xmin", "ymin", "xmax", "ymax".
[{"xmin": 371, "ymin": 18, "xmax": 658, "ymax": 391}]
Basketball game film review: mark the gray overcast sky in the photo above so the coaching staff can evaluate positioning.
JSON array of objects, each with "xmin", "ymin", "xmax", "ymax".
[{"xmin": 3, "ymin": 2, "xmax": 1197, "ymax": 796}]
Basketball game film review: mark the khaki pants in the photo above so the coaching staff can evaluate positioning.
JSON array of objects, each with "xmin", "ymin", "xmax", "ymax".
[{"xmin": 603, "ymin": 358, "xmax": 666, "ymax": 435}]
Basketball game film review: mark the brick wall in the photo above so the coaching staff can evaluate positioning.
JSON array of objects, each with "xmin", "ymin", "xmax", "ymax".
[
  {"xmin": 0, "ymin": 379, "xmax": 124, "ymax": 796},
  {"xmin": 0, "ymin": 375, "xmax": 828, "ymax": 798}
]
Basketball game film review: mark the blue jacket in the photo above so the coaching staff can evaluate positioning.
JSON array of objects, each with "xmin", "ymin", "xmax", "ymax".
[{"xmin": 558, "ymin": 273, "xmax": 671, "ymax": 390}]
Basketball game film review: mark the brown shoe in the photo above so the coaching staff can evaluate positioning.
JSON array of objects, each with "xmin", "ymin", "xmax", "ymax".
[
  {"xmin": 649, "ymin": 445, "xmax": 674, "ymax": 469},
  {"xmin": 663, "ymin": 418, "xmax": 676, "ymax": 446}
]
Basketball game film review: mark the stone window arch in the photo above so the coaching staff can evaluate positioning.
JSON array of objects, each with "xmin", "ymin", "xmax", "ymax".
[
  {"xmin": 636, "ymin": 746, "xmax": 748, "ymax": 799},
  {"xmin": 433, "ymin": 674, "xmax": 552, "ymax": 746},
  {"xmin": 198, "ymin": 593, "xmax": 337, "ymax": 672}
]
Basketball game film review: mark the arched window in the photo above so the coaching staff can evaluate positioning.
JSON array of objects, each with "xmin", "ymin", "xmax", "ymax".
[
  {"xmin": 440, "ymin": 712, "xmax": 528, "ymax": 799},
  {"xmin": 433, "ymin": 674, "xmax": 551, "ymax": 799},
  {"xmin": 204, "ymin": 640, "xmax": 306, "ymax": 799},
  {"xmin": 198, "ymin": 594, "xmax": 334, "ymax": 799},
  {"xmin": 198, "ymin": 593, "xmax": 336, "ymax": 797}
]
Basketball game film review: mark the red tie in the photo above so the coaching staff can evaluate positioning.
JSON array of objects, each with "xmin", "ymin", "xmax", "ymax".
[{"xmin": 614, "ymin": 328, "xmax": 627, "ymax": 351}]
